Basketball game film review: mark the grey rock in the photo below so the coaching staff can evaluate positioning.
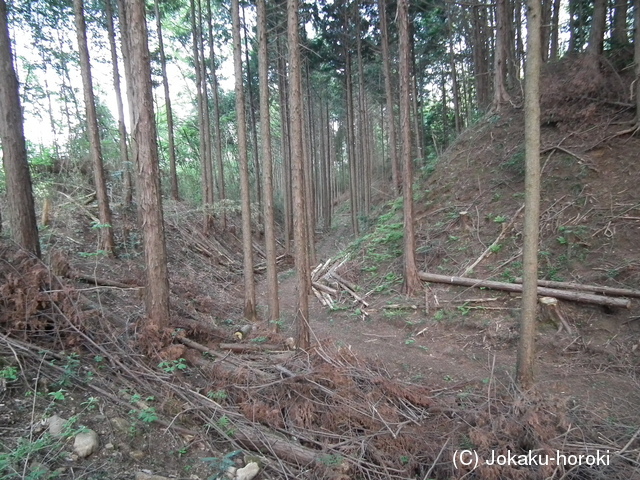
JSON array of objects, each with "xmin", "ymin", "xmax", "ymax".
[
  {"xmin": 47, "ymin": 415, "xmax": 68, "ymax": 437},
  {"xmin": 134, "ymin": 472, "xmax": 172, "ymax": 480},
  {"xmin": 236, "ymin": 462, "xmax": 260, "ymax": 480},
  {"xmin": 73, "ymin": 429, "xmax": 99, "ymax": 458}
]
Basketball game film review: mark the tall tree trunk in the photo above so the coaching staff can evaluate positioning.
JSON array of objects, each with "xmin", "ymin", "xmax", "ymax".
[
  {"xmin": 378, "ymin": 0, "xmax": 399, "ymax": 194},
  {"xmin": 104, "ymin": 0, "xmax": 132, "ymax": 207},
  {"xmin": 232, "ymin": 0, "xmax": 257, "ymax": 323},
  {"xmin": 243, "ymin": 7, "xmax": 262, "ymax": 223},
  {"xmin": 257, "ymin": 0, "xmax": 279, "ymax": 327},
  {"xmin": 288, "ymin": 0, "xmax": 311, "ymax": 349},
  {"xmin": 198, "ymin": 0, "xmax": 214, "ymax": 230},
  {"xmin": 73, "ymin": 0, "xmax": 115, "ymax": 255},
  {"xmin": 611, "ymin": 0, "xmax": 630, "ymax": 49},
  {"xmin": 124, "ymin": 0, "xmax": 171, "ymax": 340},
  {"xmin": 0, "ymin": 0, "xmax": 40, "ymax": 257},
  {"xmin": 345, "ymin": 51, "xmax": 359, "ymax": 236},
  {"xmin": 277, "ymin": 37, "xmax": 292, "ymax": 253},
  {"xmin": 587, "ymin": 0, "xmax": 607, "ymax": 56},
  {"xmin": 492, "ymin": 0, "xmax": 512, "ymax": 110},
  {"xmin": 154, "ymin": 0, "xmax": 179, "ymax": 201},
  {"xmin": 471, "ymin": 2, "xmax": 491, "ymax": 109},
  {"xmin": 206, "ymin": 0, "xmax": 226, "ymax": 229},
  {"xmin": 541, "ymin": 0, "xmax": 552, "ymax": 61},
  {"xmin": 549, "ymin": 0, "xmax": 561, "ymax": 59},
  {"xmin": 516, "ymin": 0, "xmax": 542, "ymax": 389},
  {"xmin": 446, "ymin": 4, "xmax": 462, "ymax": 133},
  {"xmin": 634, "ymin": 0, "xmax": 640, "ymax": 126},
  {"xmin": 398, "ymin": 0, "xmax": 421, "ymax": 295}
]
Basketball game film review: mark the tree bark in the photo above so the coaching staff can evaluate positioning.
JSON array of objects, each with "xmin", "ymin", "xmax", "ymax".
[
  {"xmin": 154, "ymin": 0, "xmax": 179, "ymax": 201},
  {"xmin": 257, "ymin": 0, "xmax": 280, "ymax": 327},
  {"xmin": 232, "ymin": 0, "xmax": 257, "ymax": 323},
  {"xmin": 587, "ymin": 0, "xmax": 607, "ymax": 56},
  {"xmin": 0, "ymin": 0, "xmax": 40, "ymax": 257},
  {"xmin": 517, "ymin": 0, "xmax": 542, "ymax": 389},
  {"xmin": 398, "ymin": 0, "xmax": 421, "ymax": 295},
  {"xmin": 124, "ymin": 0, "xmax": 171, "ymax": 337},
  {"xmin": 492, "ymin": 0, "xmax": 512, "ymax": 110},
  {"xmin": 288, "ymin": 0, "xmax": 311, "ymax": 349},
  {"xmin": 73, "ymin": 0, "xmax": 115, "ymax": 255}
]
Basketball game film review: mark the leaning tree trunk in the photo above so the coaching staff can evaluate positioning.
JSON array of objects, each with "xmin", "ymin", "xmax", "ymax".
[
  {"xmin": 232, "ymin": 0, "xmax": 257, "ymax": 323},
  {"xmin": 74, "ymin": 0, "xmax": 115, "ymax": 255},
  {"xmin": 0, "ymin": 0, "xmax": 40, "ymax": 257}
]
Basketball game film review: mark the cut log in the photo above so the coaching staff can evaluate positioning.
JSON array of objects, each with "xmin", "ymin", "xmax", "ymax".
[
  {"xmin": 418, "ymin": 272, "xmax": 631, "ymax": 309},
  {"xmin": 513, "ymin": 278, "xmax": 640, "ymax": 298},
  {"xmin": 219, "ymin": 343, "xmax": 283, "ymax": 353}
]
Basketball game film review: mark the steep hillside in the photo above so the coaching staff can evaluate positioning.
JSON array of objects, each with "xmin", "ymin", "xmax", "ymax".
[{"xmin": 2, "ymin": 56, "xmax": 639, "ymax": 480}]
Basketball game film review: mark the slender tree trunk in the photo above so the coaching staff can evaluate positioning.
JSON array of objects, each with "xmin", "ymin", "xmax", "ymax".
[
  {"xmin": 378, "ymin": 0, "xmax": 399, "ymax": 194},
  {"xmin": 198, "ymin": 0, "xmax": 214, "ymax": 230},
  {"xmin": 612, "ymin": 0, "xmax": 630, "ymax": 48},
  {"xmin": 277, "ymin": 38, "xmax": 292, "ymax": 253},
  {"xmin": 446, "ymin": 4, "xmax": 462, "ymax": 133},
  {"xmin": 345, "ymin": 51, "xmax": 359, "ymax": 236},
  {"xmin": 257, "ymin": 0, "xmax": 279, "ymax": 327},
  {"xmin": 73, "ymin": 0, "xmax": 115, "ymax": 254},
  {"xmin": 634, "ymin": 0, "xmax": 640, "ymax": 126},
  {"xmin": 243, "ymin": 7, "xmax": 262, "ymax": 223},
  {"xmin": 206, "ymin": 0, "xmax": 226, "ymax": 229},
  {"xmin": 288, "ymin": 0, "xmax": 311, "ymax": 349},
  {"xmin": 540, "ymin": 0, "xmax": 552, "ymax": 61},
  {"xmin": 0, "ymin": 0, "xmax": 40, "ymax": 257},
  {"xmin": 104, "ymin": 0, "xmax": 132, "ymax": 207},
  {"xmin": 398, "ymin": 0, "xmax": 421, "ymax": 295},
  {"xmin": 232, "ymin": 0, "xmax": 257, "ymax": 323},
  {"xmin": 549, "ymin": 0, "xmax": 561, "ymax": 59},
  {"xmin": 124, "ymin": 0, "xmax": 171, "ymax": 339},
  {"xmin": 516, "ymin": 0, "xmax": 542, "ymax": 389},
  {"xmin": 154, "ymin": 0, "xmax": 179, "ymax": 201}
]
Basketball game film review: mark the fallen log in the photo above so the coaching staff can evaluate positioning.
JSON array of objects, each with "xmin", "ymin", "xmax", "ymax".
[
  {"xmin": 219, "ymin": 343, "xmax": 283, "ymax": 353},
  {"xmin": 513, "ymin": 277, "xmax": 640, "ymax": 298},
  {"xmin": 73, "ymin": 273, "xmax": 142, "ymax": 289},
  {"xmin": 418, "ymin": 272, "xmax": 631, "ymax": 309}
]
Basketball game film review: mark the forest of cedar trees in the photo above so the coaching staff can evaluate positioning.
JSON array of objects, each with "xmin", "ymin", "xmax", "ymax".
[{"xmin": 1, "ymin": 0, "xmax": 640, "ymax": 478}]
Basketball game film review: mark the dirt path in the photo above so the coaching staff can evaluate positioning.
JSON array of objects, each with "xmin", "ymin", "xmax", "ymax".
[{"xmin": 257, "ymin": 226, "xmax": 640, "ymax": 424}]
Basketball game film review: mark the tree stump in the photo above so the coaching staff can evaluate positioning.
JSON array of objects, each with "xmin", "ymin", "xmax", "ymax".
[{"xmin": 539, "ymin": 296, "xmax": 573, "ymax": 334}]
